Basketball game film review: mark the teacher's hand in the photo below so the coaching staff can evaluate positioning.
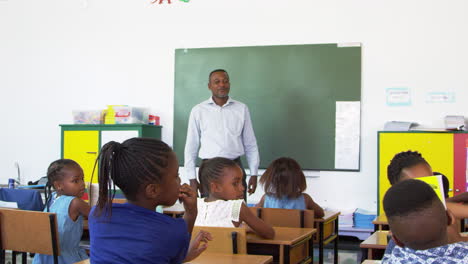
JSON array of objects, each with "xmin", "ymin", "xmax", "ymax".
[{"xmin": 248, "ymin": 176, "xmax": 258, "ymax": 195}]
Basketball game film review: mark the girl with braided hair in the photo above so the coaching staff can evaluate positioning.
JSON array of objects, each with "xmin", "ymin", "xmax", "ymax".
[
  {"xmin": 33, "ymin": 159, "xmax": 90, "ymax": 264},
  {"xmin": 194, "ymin": 157, "xmax": 275, "ymax": 239},
  {"xmin": 88, "ymin": 138, "xmax": 211, "ymax": 264}
]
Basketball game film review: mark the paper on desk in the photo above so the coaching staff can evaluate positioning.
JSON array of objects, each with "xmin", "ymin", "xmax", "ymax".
[{"xmin": 0, "ymin": 200, "xmax": 18, "ymax": 209}]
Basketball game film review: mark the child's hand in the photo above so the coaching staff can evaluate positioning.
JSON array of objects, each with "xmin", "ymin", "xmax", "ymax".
[
  {"xmin": 183, "ymin": 230, "xmax": 212, "ymax": 262},
  {"xmin": 179, "ymin": 183, "xmax": 197, "ymax": 216}
]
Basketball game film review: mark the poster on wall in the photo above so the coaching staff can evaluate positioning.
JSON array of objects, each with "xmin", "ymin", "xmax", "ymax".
[
  {"xmin": 386, "ymin": 87, "xmax": 411, "ymax": 106},
  {"xmin": 426, "ymin": 92, "xmax": 456, "ymax": 103},
  {"xmin": 335, "ymin": 101, "xmax": 360, "ymax": 170}
]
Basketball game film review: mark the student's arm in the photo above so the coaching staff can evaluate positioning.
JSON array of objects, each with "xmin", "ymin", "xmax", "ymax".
[
  {"xmin": 255, "ymin": 195, "xmax": 266, "ymax": 207},
  {"xmin": 184, "ymin": 108, "xmax": 201, "ymax": 194},
  {"xmin": 180, "ymin": 184, "xmax": 198, "ymax": 234},
  {"xmin": 447, "ymin": 202, "xmax": 468, "ymax": 219},
  {"xmin": 304, "ymin": 193, "xmax": 324, "ymax": 218},
  {"xmin": 238, "ymin": 203, "xmax": 275, "ymax": 239},
  {"xmin": 69, "ymin": 197, "xmax": 91, "ymax": 221},
  {"xmin": 447, "ymin": 192, "xmax": 468, "ymax": 204}
]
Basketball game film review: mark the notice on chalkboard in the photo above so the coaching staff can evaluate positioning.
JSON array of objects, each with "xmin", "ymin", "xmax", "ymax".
[{"xmin": 335, "ymin": 101, "xmax": 361, "ymax": 170}]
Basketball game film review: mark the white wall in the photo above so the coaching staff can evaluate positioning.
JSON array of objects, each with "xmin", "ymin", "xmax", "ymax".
[{"xmin": 2, "ymin": 0, "xmax": 468, "ymax": 212}]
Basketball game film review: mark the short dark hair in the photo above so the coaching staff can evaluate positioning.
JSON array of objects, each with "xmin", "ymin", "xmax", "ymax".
[
  {"xmin": 93, "ymin": 138, "xmax": 173, "ymax": 215},
  {"xmin": 260, "ymin": 157, "xmax": 307, "ymax": 199},
  {"xmin": 387, "ymin": 150, "xmax": 429, "ymax": 185},
  {"xmin": 384, "ymin": 179, "xmax": 438, "ymax": 218},
  {"xmin": 198, "ymin": 157, "xmax": 238, "ymax": 196},
  {"xmin": 383, "ymin": 179, "xmax": 447, "ymax": 249},
  {"xmin": 208, "ymin": 69, "xmax": 229, "ymax": 82}
]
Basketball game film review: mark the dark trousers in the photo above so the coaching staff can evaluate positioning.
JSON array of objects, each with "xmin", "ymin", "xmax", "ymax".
[{"xmin": 200, "ymin": 157, "xmax": 247, "ymax": 201}]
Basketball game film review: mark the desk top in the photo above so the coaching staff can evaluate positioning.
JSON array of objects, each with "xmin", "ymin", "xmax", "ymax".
[
  {"xmin": 315, "ymin": 211, "xmax": 340, "ymax": 222},
  {"xmin": 188, "ymin": 253, "xmax": 272, "ymax": 264},
  {"xmin": 372, "ymin": 215, "xmax": 388, "ymax": 225},
  {"xmin": 247, "ymin": 227, "xmax": 316, "ymax": 246},
  {"xmin": 360, "ymin": 231, "xmax": 389, "ymax": 249}
]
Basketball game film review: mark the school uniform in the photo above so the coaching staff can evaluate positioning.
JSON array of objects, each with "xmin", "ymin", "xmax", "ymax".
[
  {"xmin": 89, "ymin": 203, "xmax": 189, "ymax": 264},
  {"xmin": 382, "ymin": 241, "xmax": 468, "ymax": 264}
]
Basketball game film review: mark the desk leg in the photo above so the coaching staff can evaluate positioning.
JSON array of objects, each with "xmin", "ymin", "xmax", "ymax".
[
  {"xmin": 309, "ymin": 239, "xmax": 314, "ymax": 264},
  {"xmin": 334, "ymin": 218, "xmax": 339, "ymax": 264},
  {"xmin": 319, "ymin": 222, "xmax": 324, "ymax": 264},
  {"xmin": 280, "ymin": 245, "xmax": 284, "ymax": 264},
  {"xmin": 368, "ymin": 249, "xmax": 373, "ymax": 260},
  {"xmin": 284, "ymin": 245, "xmax": 290, "ymax": 264}
]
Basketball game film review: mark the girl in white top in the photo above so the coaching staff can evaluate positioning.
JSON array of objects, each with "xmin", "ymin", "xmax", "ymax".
[{"xmin": 195, "ymin": 157, "xmax": 275, "ymax": 239}]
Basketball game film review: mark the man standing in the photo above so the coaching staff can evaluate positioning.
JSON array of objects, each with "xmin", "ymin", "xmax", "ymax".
[{"xmin": 184, "ymin": 69, "xmax": 259, "ymax": 200}]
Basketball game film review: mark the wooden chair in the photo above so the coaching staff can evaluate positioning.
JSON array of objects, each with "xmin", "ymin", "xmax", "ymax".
[
  {"xmin": 256, "ymin": 207, "xmax": 315, "ymax": 228},
  {"xmin": 192, "ymin": 226, "xmax": 247, "ymax": 254},
  {"xmin": 0, "ymin": 208, "xmax": 60, "ymax": 264}
]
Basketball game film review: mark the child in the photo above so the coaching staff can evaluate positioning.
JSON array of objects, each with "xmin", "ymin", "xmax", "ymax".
[
  {"xmin": 384, "ymin": 151, "xmax": 467, "ymax": 255},
  {"xmin": 195, "ymin": 157, "xmax": 275, "ymax": 239},
  {"xmin": 387, "ymin": 150, "xmax": 433, "ymax": 185},
  {"xmin": 382, "ymin": 179, "xmax": 468, "ymax": 263},
  {"xmin": 88, "ymin": 138, "xmax": 211, "ymax": 263},
  {"xmin": 33, "ymin": 159, "xmax": 90, "ymax": 264},
  {"xmin": 256, "ymin": 157, "xmax": 325, "ymax": 218}
]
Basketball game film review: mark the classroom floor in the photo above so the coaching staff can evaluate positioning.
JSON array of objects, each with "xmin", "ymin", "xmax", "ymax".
[
  {"xmin": 6, "ymin": 236, "xmax": 364, "ymax": 264},
  {"xmin": 314, "ymin": 235, "xmax": 364, "ymax": 264},
  {"xmin": 4, "ymin": 252, "xmax": 33, "ymax": 264}
]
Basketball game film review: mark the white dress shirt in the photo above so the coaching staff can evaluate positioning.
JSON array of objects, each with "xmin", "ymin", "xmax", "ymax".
[{"xmin": 184, "ymin": 97, "xmax": 260, "ymax": 180}]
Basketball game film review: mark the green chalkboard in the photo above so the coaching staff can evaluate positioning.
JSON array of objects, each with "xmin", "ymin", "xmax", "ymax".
[{"xmin": 174, "ymin": 44, "xmax": 361, "ymax": 171}]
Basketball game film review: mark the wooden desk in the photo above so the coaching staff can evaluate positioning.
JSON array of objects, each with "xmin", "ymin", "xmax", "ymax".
[
  {"xmin": 360, "ymin": 231, "xmax": 389, "ymax": 260},
  {"xmin": 188, "ymin": 253, "xmax": 273, "ymax": 264},
  {"xmin": 247, "ymin": 227, "xmax": 316, "ymax": 264},
  {"xmin": 372, "ymin": 215, "xmax": 388, "ymax": 231},
  {"xmin": 314, "ymin": 211, "xmax": 340, "ymax": 264}
]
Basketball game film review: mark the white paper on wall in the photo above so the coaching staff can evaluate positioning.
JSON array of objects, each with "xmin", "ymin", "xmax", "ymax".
[{"xmin": 335, "ymin": 101, "xmax": 361, "ymax": 170}]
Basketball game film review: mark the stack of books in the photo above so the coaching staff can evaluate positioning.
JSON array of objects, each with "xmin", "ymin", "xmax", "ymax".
[{"xmin": 354, "ymin": 208, "xmax": 376, "ymax": 229}]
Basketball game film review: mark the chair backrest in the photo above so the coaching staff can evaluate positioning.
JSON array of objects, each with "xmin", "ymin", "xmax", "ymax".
[
  {"xmin": 0, "ymin": 208, "xmax": 60, "ymax": 261},
  {"xmin": 257, "ymin": 207, "xmax": 315, "ymax": 228},
  {"xmin": 192, "ymin": 226, "xmax": 247, "ymax": 254},
  {"xmin": 249, "ymin": 206, "xmax": 261, "ymax": 217}
]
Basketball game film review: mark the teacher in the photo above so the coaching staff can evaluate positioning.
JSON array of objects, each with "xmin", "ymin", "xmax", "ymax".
[{"xmin": 184, "ymin": 69, "xmax": 260, "ymax": 200}]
